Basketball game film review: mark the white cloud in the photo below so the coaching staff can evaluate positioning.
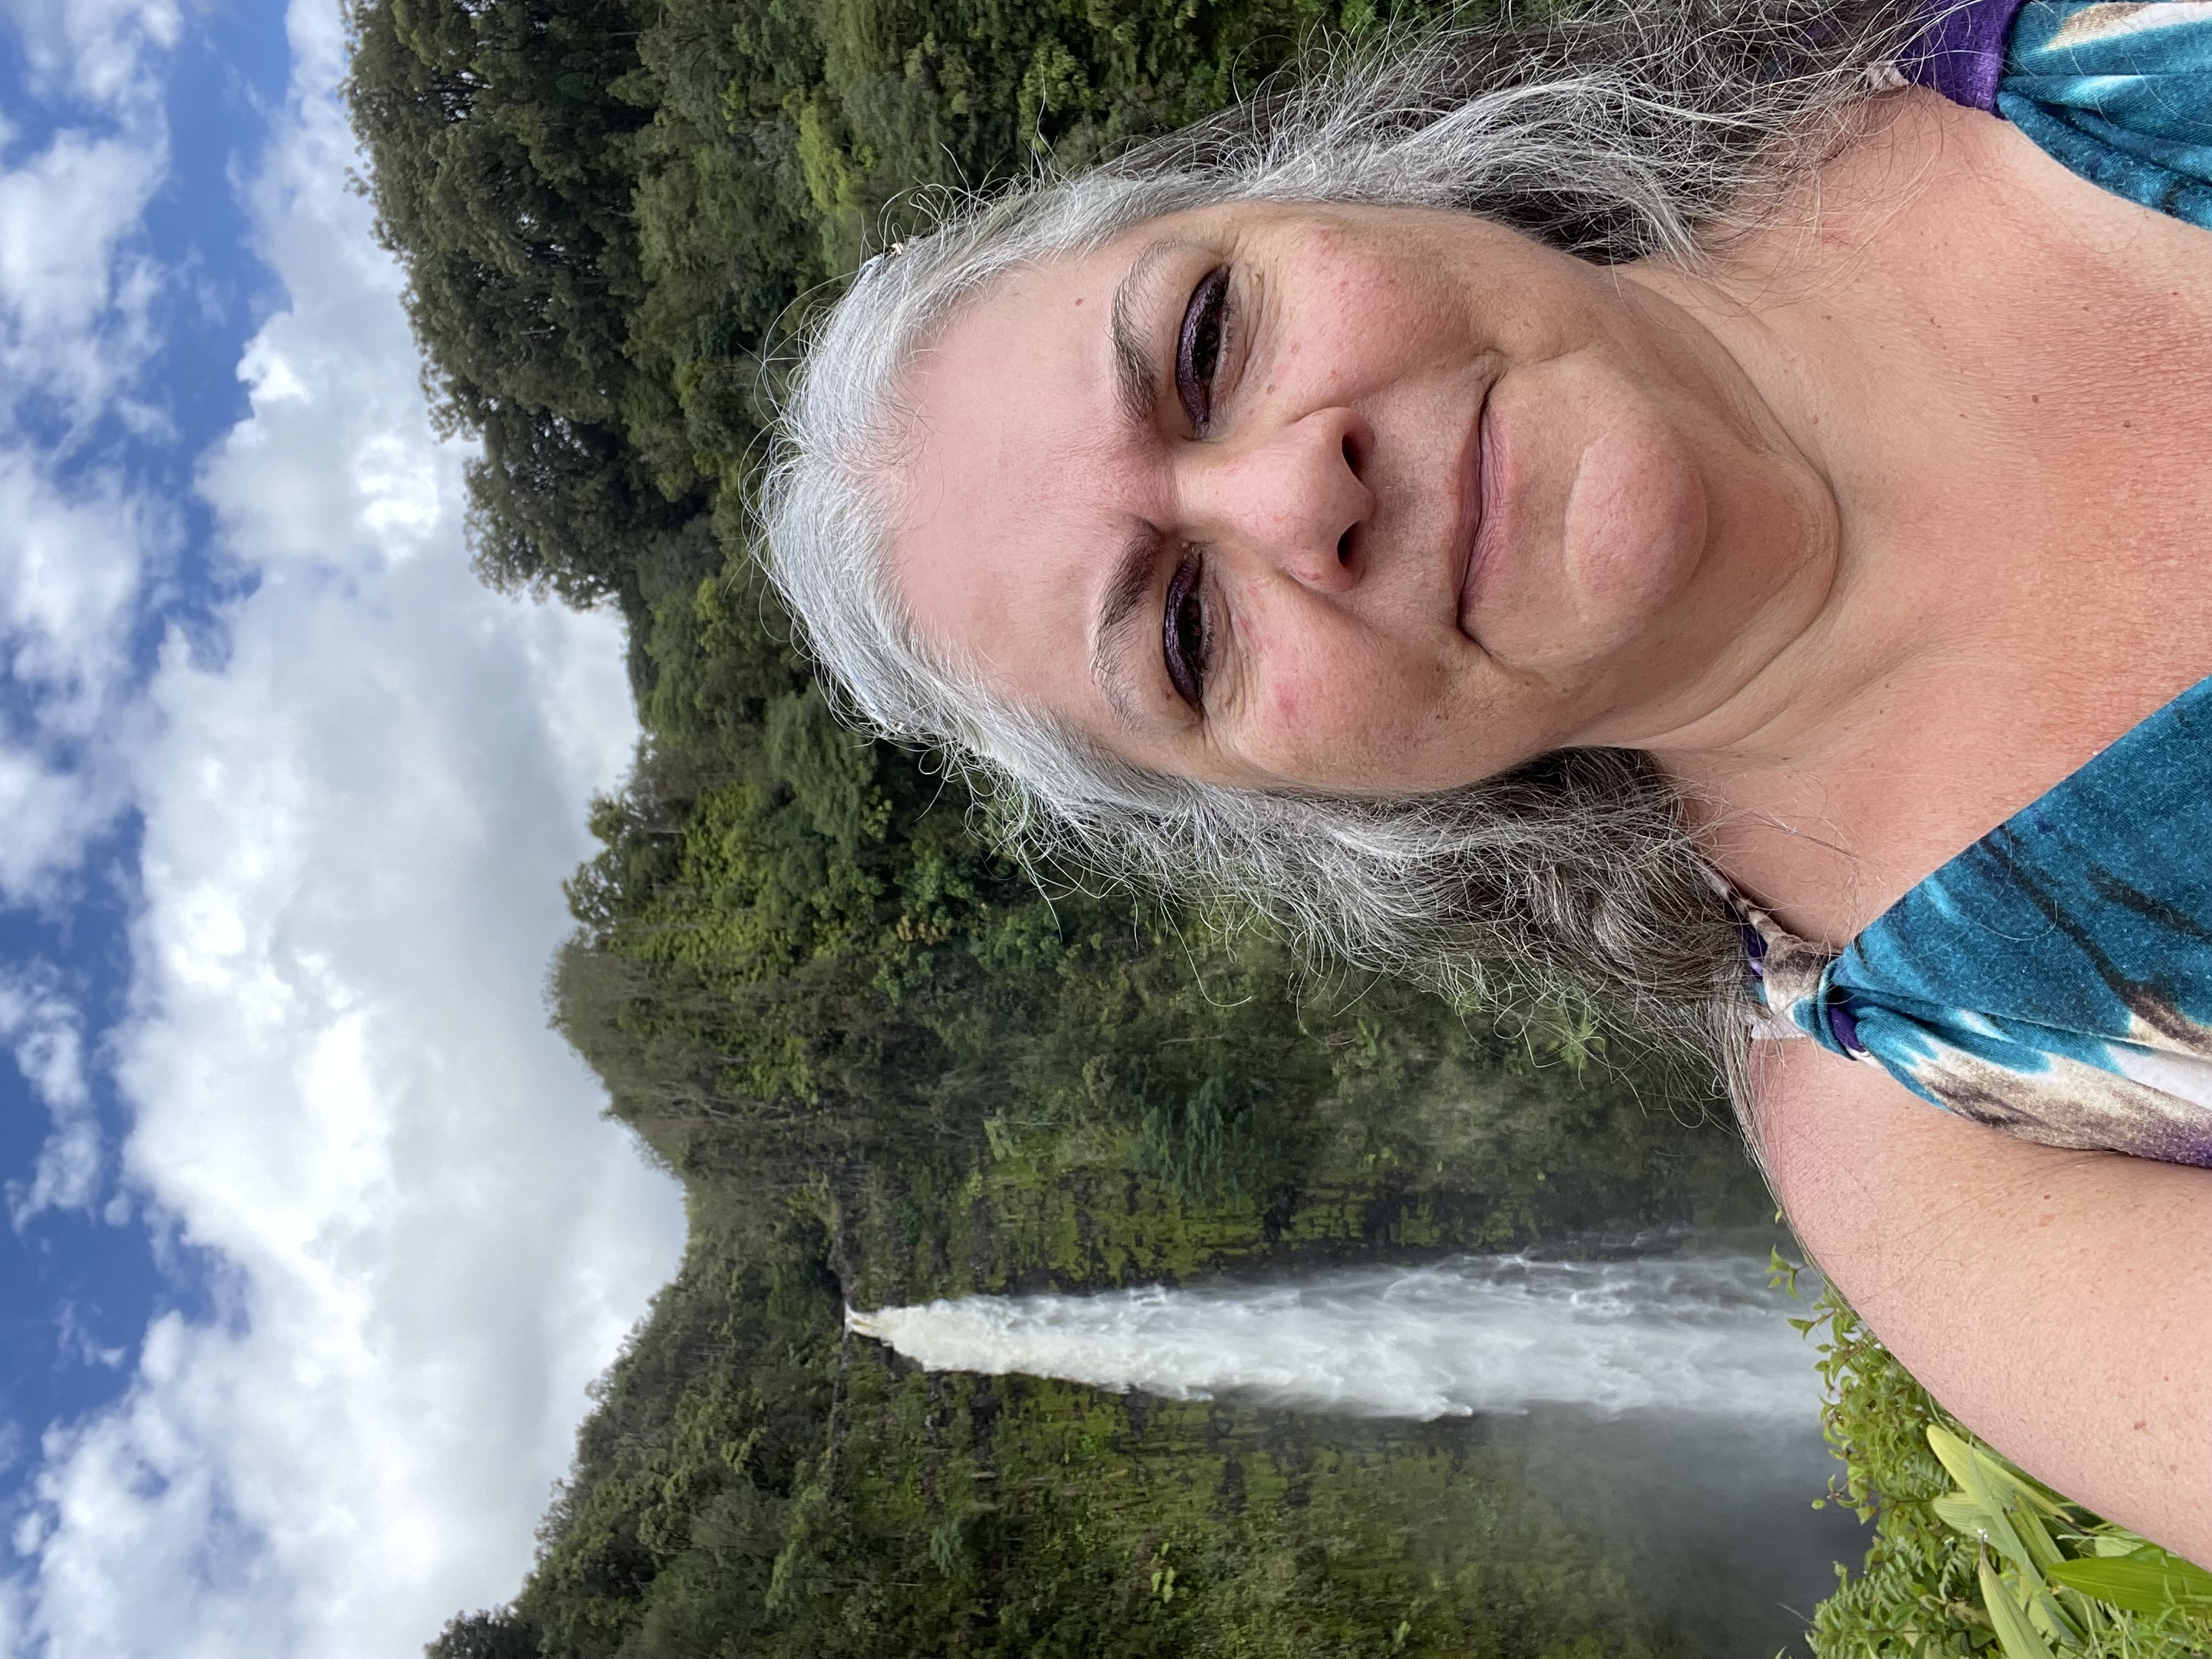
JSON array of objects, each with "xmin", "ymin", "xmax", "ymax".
[
  {"xmin": 0, "ymin": 968, "xmax": 100, "ymax": 1224},
  {"xmin": 0, "ymin": 125, "xmax": 165, "ymax": 418},
  {"xmin": 0, "ymin": 749, "xmax": 108, "ymax": 908},
  {"xmin": 0, "ymin": 450, "xmax": 158, "ymax": 903},
  {"xmin": 0, "ymin": 0, "xmax": 173, "ymax": 428},
  {"xmin": 0, "ymin": 0, "xmax": 686, "ymax": 1653},
  {"xmin": 0, "ymin": 0, "xmax": 178, "ymax": 110},
  {"xmin": 0, "ymin": 453, "xmax": 154, "ymax": 727},
  {"xmin": 0, "ymin": 2, "xmax": 173, "ymax": 908},
  {"xmin": 51, "ymin": 1306, "xmax": 125, "ymax": 1372}
]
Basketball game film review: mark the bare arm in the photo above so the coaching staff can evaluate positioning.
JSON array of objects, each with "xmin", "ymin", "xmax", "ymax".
[{"xmin": 1751, "ymin": 1039, "xmax": 2212, "ymax": 1565}]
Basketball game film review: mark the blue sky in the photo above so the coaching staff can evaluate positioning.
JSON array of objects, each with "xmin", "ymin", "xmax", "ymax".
[
  {"xmin": 0, "ymin": 0, "xmax": 686, "ymax": 1652},
  {"xmin": 0, "ymin": 0, "xmax": 284, "ymax": 1461}
]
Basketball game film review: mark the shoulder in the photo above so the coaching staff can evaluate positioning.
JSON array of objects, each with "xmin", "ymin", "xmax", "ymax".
[
  {"xmin": 1746, "ymin": 1037, "xmax": 2029, "ymax": 1264},
  {"xmin": 1746, "ymin": 1037, "xmax": 2212, "ymax": 1562},
  {"xmin": 1746, "ymin": 1037, "xmax": 2201, "ymax": 1253}
]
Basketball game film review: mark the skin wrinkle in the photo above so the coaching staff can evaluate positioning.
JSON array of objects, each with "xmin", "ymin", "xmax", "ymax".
[{"xmin": 889, "ymin": 102, "xmax": 2203, "ymax": 875}]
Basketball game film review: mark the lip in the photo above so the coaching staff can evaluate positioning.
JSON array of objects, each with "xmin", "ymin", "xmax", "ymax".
[{"xmin": 1451, "ymin": 387, "xmax": 1502, "ymax": 640}]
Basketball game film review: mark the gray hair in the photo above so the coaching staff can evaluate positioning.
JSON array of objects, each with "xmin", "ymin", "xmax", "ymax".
[{"xmin": 759, "ymin": 1, "xmax": 1929, "ymax": 1064}]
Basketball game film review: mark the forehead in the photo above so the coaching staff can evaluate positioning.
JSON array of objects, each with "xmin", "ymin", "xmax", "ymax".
[
  {"xmin": 906, "ymin": 241, "xmax": 1128, "ymax": 514},
  {"xmin": 884, "ymin": 228, "xmax": 1156, "ymax": 708}
]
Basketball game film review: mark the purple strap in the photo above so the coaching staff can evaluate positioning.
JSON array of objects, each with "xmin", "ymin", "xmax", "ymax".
[
  {"xmin": 1903, "ymin": 0, "xmax": 2031, "ymax": 112},
  {"xmin": 1825, "ymin": 996, "xmax": 1865, "ymax": 1056}
]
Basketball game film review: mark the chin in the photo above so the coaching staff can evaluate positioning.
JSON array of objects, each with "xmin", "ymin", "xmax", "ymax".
[{"xmin": 1557, "ymin": 424, "xmax": 1710, "ymax": 655}]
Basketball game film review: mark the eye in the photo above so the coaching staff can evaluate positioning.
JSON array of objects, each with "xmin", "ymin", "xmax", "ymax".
[
  {"xmin": 1175, "ymin": 266, "xmax": 1231, "ymax": 431},
  {"xmin": 1163, "ymin": 554, "xmax": 1210, "ymax": 709}
]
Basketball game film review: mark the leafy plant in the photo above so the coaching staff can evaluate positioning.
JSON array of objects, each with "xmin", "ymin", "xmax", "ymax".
[{"xmin": 1785, "ymin": 1269, "xmax": 2212, "ymax": 1659}]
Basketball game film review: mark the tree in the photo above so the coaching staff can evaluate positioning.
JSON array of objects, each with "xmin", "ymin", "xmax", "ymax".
[
  {"xmin": 425, "ymin": 1606, "xmax": 540, "ymax": 1659},
  {"xmin": 347, "ymin": 0, "xmax": 699, "ymax": 608}
]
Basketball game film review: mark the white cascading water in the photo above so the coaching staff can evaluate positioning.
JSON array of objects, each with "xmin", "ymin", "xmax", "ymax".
[{"xmin": 848, "ymin": 1251, "xmax": 1823, "ymax": 1420}]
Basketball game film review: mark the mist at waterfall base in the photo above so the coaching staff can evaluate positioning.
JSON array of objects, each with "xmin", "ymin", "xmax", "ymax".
[{"xmin": 851, "ymin": 1246, "xmax": 1867, "ymax": 1658}]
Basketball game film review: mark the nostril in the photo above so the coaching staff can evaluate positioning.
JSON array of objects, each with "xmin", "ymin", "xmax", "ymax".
[
  {"xmin": 1342, "ymin": 433, "xmax": 1360, "ymax": 475},
  {"xmin": 1337, "ymin": 527, "xmax": 1354, "ymax": 566}
]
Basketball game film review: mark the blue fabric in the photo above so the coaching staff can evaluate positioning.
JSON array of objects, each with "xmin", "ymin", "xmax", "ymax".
[
  {"xmin": 1999, "ymin": 1, "xmax": 2212, "ymax": 229},
  {"xmin": 1766, "ymin": 682, "xmax": 2212, "ymax": 1167},
  {"xmin": 1741, "ymin": 1, "xmax": 2212, "ymax": 1165}
]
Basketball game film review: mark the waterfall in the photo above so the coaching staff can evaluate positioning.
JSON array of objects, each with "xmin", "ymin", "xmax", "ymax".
[{"xmin": 848, "ymin": 1250, "xmax": 1823, "ymax": 1420}]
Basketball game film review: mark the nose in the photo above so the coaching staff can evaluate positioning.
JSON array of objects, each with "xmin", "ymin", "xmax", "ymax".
[{"xmin": 1177, "ymin": 406, "xmax": 1375, "ymax": 591}]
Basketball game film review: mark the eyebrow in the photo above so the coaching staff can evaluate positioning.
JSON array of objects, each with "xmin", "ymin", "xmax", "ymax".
[
  {"xmin": 1089, "ymin": 525, "xmax": 1158, "ymax": 727},
  {"xmin": 1090, "ymin": 239, "xmax": 1193, "ymax": 726},
  {"xmin": 1106, "ymin": 237, "xmax": 1187, "ymax": 433}
]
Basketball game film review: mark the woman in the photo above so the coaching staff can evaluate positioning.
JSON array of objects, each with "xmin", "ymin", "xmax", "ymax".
[{"xmin": 764, "ymin": 0, "xmax": 2212, "ymax": 1560}]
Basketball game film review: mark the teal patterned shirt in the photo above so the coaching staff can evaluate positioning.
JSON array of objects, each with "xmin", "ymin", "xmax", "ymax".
[{"xmin": 1741, "ymin": 1, "xmax": 2212, "ymax": 1166}]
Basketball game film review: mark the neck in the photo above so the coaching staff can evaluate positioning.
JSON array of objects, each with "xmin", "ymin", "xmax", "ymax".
[
  {"xmin": 1597, "ymin": 90, "xmax": 2212, "ymax": 934},
  {"xmin": 1616, "ymin": 97, "xmax": 1996, "ymax": 770}
]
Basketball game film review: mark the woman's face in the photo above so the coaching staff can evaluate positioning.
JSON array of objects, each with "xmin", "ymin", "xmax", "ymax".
[{"xmin": 888, "ymin": 201, "xmax": 1832, "ymax": 794}]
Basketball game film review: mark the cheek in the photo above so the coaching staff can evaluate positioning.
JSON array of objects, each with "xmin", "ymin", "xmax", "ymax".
[
  {"xmin": 1236, "ymin": 607, "xmax": 1325, "ymax": 734},
  {"xmin": 1241, "ymin": 612, "xmax": 1454, "ymax": 784},
  {"xmin": 1297, "ymin": 243, "xmax": 1473, "ymax": 385}
]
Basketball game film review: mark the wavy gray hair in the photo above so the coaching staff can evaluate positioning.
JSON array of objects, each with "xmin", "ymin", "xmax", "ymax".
[{"xmin": 759, "ymin": 0, "xmax": 1930, "ymax": 1062}]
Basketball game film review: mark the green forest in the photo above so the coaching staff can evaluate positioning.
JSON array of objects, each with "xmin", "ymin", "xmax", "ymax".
[{"xmin": 342, "ymin": 0, "xmax": 2212, "ymax": 1652}]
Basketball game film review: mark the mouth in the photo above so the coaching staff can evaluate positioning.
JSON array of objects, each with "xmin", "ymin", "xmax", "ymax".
[{"xmin": 1451, "ymin": 388, "xmax": 1502, "ymax": 641}]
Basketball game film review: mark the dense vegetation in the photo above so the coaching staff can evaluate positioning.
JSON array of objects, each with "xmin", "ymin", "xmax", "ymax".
[
  {"xmin": 345, "ymin": 0, "xmax": 2212, "ymax": 1653},
  {"xmin": 1789, "ymin": 1279, "xmax": 2212, "ymax": 1659}
]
